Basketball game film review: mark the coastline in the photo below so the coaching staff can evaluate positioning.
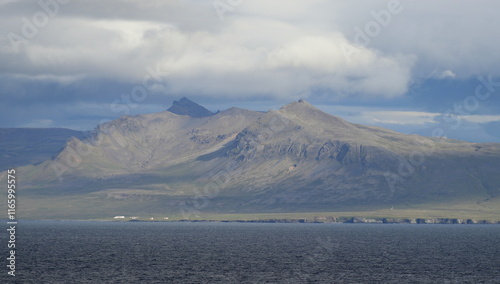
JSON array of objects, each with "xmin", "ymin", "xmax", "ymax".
[{"xmin": 8, "ymin": 217, "xmax": 500, "ymax": 224}]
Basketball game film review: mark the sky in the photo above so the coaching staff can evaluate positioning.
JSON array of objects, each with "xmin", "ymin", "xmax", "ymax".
[{"xmin": 1, "ymin": 0, "xmax": 500, "ymax": 142}]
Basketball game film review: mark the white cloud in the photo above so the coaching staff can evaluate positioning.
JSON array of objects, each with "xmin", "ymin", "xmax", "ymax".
[
  {"xmin": 0, "ymin": 0, "xmax": 416, "ymax": 100},
  {"xmin": 315, "ymin": 105, "xmax": 440, "ymax": 126},
  {"xmin": 318, "ymin": 105, "xmax": 500, "ymax": 128},
  {"xmin": 368, "ymin": 111, "xmax": 439, "ymax": 125},
  {"xmin": 1, "ymin": 0, "xmax": 499, "ymax": 101},
  {"xmin": 462, "ymin": 115, "xmax": 500, "ymax": 124},
  {"xmin": 429, "ymin": 69, "xmax": 456, "ymax": 79},
  {"xmin": 23, "ymin": 119, "xmax": 53, "ymax": 128}
]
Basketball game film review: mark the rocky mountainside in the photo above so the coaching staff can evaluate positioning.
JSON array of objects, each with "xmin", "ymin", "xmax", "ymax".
[{"xmin": 3, "ymin": 99, "xmax": 500, "ymax": 219}]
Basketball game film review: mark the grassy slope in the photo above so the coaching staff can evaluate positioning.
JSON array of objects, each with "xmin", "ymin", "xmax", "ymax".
[{"xmin": 11, "ymin": 193, "xmax": 500, "ymax": 221}]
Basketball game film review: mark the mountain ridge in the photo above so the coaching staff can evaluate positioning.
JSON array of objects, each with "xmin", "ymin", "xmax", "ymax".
[
  {"xmin": 2, "ymin": 99, "xmax": 500, "ymax": 220},
  {"xmin": 0, "ymin": 128, "xmax": 88, "ymax": 171}
]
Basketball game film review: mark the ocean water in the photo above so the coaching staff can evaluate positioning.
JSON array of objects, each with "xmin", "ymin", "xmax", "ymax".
[{"xmin": 2, "ymin": 221, "xmax": 500, "ymax": 283}]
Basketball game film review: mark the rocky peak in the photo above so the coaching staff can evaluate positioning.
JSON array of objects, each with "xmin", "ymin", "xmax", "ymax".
[
  {"xmin": 280, "ymin": 99, "xmax": 317, "ymax": 112},
  {"xmin": 167, "ymin": 97, "xmax": 215, "ymax": 118}
]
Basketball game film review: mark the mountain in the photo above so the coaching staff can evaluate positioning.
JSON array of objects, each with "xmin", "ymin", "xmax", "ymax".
[
  {"xmin": 2, "ymin": 99, "xmax": 500, "ymax": 220},
  {"xmin": 167, "ymin": 97, "xmax": 215, "ymax": 117},
  {"xmin": 0, "ymin": 128, "xmax": 88, "ymax": 171}
]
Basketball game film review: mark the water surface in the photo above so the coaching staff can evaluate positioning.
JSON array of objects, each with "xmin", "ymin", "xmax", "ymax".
[{"xmin": 2, "ymin": 221, "xmax": 500, "ymax": 283}]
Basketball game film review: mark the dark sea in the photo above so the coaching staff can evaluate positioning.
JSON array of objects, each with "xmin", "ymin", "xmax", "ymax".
[{"xmin": 2, "ymin": 221, "xmax": 500, "ymax": 283}]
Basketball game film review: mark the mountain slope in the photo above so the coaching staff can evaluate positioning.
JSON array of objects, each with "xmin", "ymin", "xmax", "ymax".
[
  {"xmin": 194, "ymin": 100, "xmax": 500, "ymax": 209},
  {"xmin": 0, "ymin": 128, "xmax": 87, "ymax": 171},
  {"xmin": 3, "ymin": 100, "xmax": 500, "ymax": 220}
]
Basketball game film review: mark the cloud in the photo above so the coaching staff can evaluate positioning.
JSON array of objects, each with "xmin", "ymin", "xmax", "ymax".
[
  {"xmin": 462, "ymin": 115, "xmax": 500, "ymax": 124},
  {"xmin": 429, "ymin": 69, "xmax": 456, "ymax": 79},
  {"xmin": 2, "ymin": 0, "xmax": 499, "ymax": 102},
  {"xmin": 0, "ymin": 0, "xmax": 416, "ymax": 101},
  {"xmin": 368, "ymin": 111, "xmax": 439, "ymax": 125},
  {"xmin": 22, "ymin": 119, "xmax": 53, "ymax": 128},
  {"xmin": 338, "ymin": 109, "xmax": 500, "ymax": 127},
  {"xmin": 344, "ymin": 0, "xmax": 500, "ymax": 78}
]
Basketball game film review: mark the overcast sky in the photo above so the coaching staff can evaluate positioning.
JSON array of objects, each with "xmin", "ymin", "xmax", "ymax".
[{"xmin": 1, "ymin": 0, "xmax": 499, "ymax": 142}]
